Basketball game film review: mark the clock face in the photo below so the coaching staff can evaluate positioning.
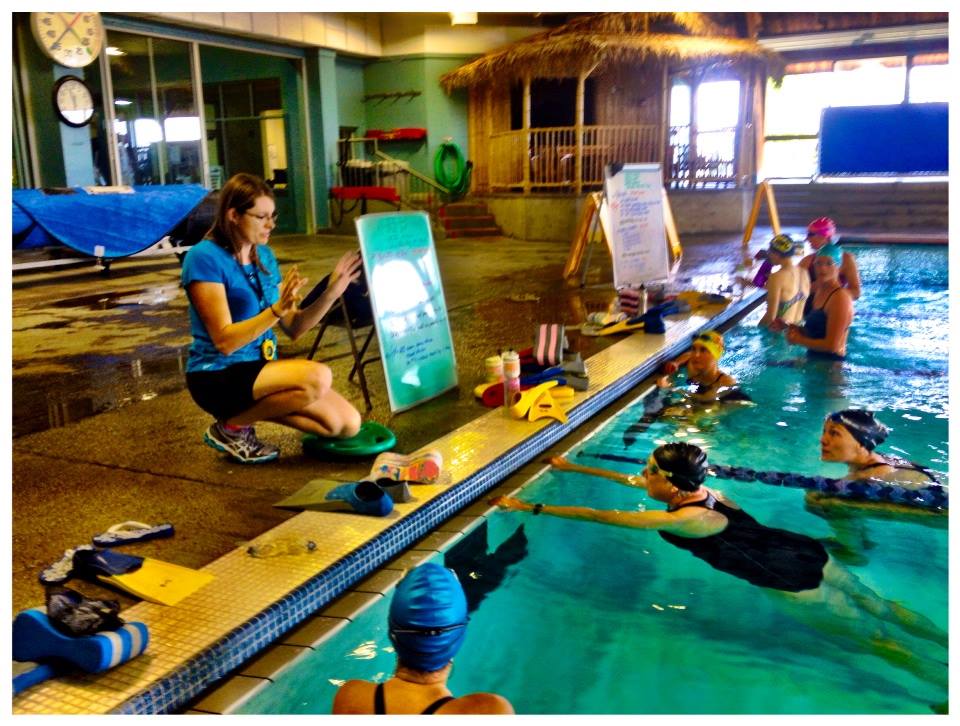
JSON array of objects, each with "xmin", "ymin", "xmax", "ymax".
[
  {"xmin": 53, "ymin": 76, "xmax": 95, "ymax": 127},
  {"xmin": 31, "ymin": 12, "xmax": 104, "ymax": 68}
]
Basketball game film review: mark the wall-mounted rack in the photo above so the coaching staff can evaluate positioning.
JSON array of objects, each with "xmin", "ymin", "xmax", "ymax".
[{"xmin": 363, "ymin": 91, "xmax": 422, "ymax": 102}]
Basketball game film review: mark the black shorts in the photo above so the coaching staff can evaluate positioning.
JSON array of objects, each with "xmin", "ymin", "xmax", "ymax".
[{"xmin": 186, "ymin": 359, "xmax": 269, "ymax": 421}]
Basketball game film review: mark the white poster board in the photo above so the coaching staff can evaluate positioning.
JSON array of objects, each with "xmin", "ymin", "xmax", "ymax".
[
  {"xmin": 355, "ymin": 211, "xmax": 458, "ymax": 413},
  {"xmin": 602, "ymin": 163, "xmax": 671, "ymax": 288}
]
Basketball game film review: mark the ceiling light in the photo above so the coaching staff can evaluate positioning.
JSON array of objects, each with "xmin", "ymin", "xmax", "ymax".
[
  {"xmin": 114, "ymin": 99, "xmax": 132, "ymax": 106},
  {"xmin": 106, "ymin": 46, "xmax": 126, "ymax": 56},
  {"xmin": 449, "ymin": 12, "xmax": 478, "ymax": 26}
]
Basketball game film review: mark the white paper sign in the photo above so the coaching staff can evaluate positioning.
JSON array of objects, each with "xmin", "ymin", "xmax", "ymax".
[{"xmin": 603, "ymin": 163, "xmax": 670, "ymax": 288}]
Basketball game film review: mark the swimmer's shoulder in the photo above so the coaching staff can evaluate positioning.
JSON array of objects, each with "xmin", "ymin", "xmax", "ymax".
[{"xmin": 445, "ymin": 692, "xmax": 515, "ymax": 715}]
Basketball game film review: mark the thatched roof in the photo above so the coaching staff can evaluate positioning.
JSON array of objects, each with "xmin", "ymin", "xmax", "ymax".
[{"xmin": 440, "ymin": 12, "xmax": 783, "ymax": 92}]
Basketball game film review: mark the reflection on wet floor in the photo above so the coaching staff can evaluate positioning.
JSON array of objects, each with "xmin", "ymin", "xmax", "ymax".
[
  {"xmin": 49, "ymin": 284, "xmax": 183, "ymax": 310},
  {"xmin": 13, "ymin": 350, "xmax": 189, "ymax": 438}
]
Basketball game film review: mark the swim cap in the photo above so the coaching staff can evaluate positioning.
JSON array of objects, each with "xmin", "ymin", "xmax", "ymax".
[
  {"xmin": 768, "ymin": 233, "xmax": 798, "ymax": 257},
  {"xmin": 807, "ymin": 217, "xmax": 837, "ymax": 239},
  {"xmin": 388, "ymin": 564, "xmax": 468, "ymax": 672},
  {"xmin": 814, "ymin": 243, "xmax": 843, "ymax": 266},
  {"xmin": 692, "ymin": 330, "xmax": 724, "ymax": 361},
  {"xmin": 827, "ymin": 409, "xmax": 889, "ymax": 451},
  {"xmin": 652, "ymin": 443, "xmax": 708, "ymax": 492}
]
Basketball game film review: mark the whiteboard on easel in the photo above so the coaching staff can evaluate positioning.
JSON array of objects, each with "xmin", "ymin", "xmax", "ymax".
[{"xmin": 602, "ymin": 163, "xmax": 671, "ymax": 288}]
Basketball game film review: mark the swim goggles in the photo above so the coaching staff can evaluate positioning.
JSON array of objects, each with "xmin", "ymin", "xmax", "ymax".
[
  {"xmin": 645, "ymin": 453, "xmax": 674, "ymax": 480},
  {"xmin": 389, "ymin": 621, "xmax": 468, "ymax": 637}
]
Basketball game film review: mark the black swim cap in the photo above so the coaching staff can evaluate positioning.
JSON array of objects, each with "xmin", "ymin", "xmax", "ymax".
[
  {"xmin": 827, "ymin": 409, "xmax": 889, "ymax": 451},
  {"xmin": 652, "ymin": 443, "xmax": 708, "ymax": 492}
]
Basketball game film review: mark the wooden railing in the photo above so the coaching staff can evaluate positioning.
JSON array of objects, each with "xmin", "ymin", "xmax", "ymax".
[{"xmin": 488, "ymin": 124, "xmax": 660, "ymax": 192}]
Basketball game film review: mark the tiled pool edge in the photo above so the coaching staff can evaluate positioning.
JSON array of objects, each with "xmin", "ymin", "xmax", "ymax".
[{"xmin": 113, "ymin": 290, "xmax": 763, "ymax": 714}]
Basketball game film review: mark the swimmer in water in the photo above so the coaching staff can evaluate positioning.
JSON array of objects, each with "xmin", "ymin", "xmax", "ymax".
[
  {"xmin": 799, "ymin": 217, "xmax": 861, "ymax": 301},
  {"xmin": 786, "ymin": 244, "xmax": 854, "ymax": 360},
  {"xmin": 333, "ymin": 564, "xmax": 514, "ymax": 715},
  {"xmin": 492, "ymin": 444, "xmax": 947, "ymax": 694},
  {"xmin": 657, "ymin": 330, "xmax": 751, "ymax": 404},
  {"xmin": 808, "ymin": 409, "xmax": 946, "ymax": 565},
  {"xmin": 758, "ymin": 234, "xmax": 810, "ymax": 331}
]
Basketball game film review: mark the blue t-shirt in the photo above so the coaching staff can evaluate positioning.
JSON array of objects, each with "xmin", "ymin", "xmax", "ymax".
[{"xmin": 181, "ymin": 239, "xmax": 281, "ymax": 372}]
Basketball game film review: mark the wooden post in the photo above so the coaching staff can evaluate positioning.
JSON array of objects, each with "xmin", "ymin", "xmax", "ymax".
[
  {"xmin": 659, "ymin": 60, "xmax": 669, "ymax": 184},
  {"xmin": 742, "ymin": 180, "xmax": 781, "ymax": 248},
  {"xmin": 522, "ymin": 75, "xmax": 531, "ymax": 195},
  {"xmin": 661, "ymin": 188, "xmax": 682, "ymax": 265},
  {"xmin": 575, "ymin": 70, "xmax": 586, "ymax": 196}
]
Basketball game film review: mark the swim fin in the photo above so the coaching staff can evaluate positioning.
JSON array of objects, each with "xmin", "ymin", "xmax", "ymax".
[{"xmin": 97, "ymin": 559, "xmax": 214, "ymax": 607}]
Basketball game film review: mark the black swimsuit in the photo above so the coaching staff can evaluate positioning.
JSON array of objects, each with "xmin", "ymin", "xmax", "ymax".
[
  {"xmin": 692, "ymin": 373, "xmax": 753, "ymax": 403},
  {"xmin": 854, "ymin": 456, "xmax": 941, "ymax": 485},
  {"xmin": 800, "ymin": 287, "xmax": 845, "ymax": 361},
  {"xmin": 374, "ymin": 682, "xmax": 454, "ymax": 715},
  {"xmin": 659, "ymin": 493, "xmax": 828, "ymax": 592}
]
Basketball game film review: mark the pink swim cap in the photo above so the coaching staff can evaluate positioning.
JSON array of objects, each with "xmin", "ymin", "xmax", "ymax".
[{"xmin": 807, "ymin": 217, "xmax": 837, "ymax": 239}]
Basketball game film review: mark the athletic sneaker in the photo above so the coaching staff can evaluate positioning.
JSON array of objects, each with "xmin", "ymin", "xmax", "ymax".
[{"xmin": 203, "ymin": 422, "xmax": 280, "ymax": 464}]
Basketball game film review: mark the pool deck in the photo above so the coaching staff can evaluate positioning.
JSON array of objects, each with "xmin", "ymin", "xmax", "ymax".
[{"xmin": 12, "ymin": 228, "xmax": 772, "ymax": 714}]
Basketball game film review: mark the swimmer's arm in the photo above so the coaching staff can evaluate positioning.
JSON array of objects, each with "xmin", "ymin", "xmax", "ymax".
[
  {"xmin": 188, "ymin": 281, "xmax": 282, "ymax": 355},
  {"xmin": 760, "ymin": 273, "xmax": 783, "ymax": 327},
  {"xmin": 490, "ymin": 497, "xmax": 681, "ymax": 530},
  {"xmin": 842, "ymin": 252, "xmax": 861, "ymax": 300},
  {"xmin": 547, "ymin": 456, "xmax": 647, "ymax": 489}
]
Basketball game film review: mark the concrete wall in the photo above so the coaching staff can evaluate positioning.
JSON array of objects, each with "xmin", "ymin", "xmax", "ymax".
[{"xmin": 486, "ymin": 190, "xmax": 752, "ymax": 241}]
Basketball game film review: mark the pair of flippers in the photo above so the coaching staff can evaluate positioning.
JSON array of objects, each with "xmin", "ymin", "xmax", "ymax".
[
  {"xmin": 581, "ymin": 298, "xmax": 690, "ymax": 336},
  {"xmin": 40, "ymin": 545, "xmax": 213, "ymax": 607},
  {"xmin": 275, "ymin": 449, "xmax": 445, "ymax": 515}
]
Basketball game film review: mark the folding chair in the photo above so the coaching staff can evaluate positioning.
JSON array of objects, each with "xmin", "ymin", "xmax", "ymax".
[{"xmin": 301, "ymin": 275, "xmax": 379, "ymax": 411}]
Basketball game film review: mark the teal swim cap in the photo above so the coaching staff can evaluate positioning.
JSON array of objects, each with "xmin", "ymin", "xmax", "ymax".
[
  {"xmin": 389, "ymin": 564, "xmax": 468, "ymax": 672},
  {"xmin": 815, "ymin": 243, "xmax": 843, "ymax": 266}
]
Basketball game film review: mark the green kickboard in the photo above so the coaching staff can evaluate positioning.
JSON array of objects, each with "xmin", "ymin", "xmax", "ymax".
[{"xmin": 302, "ymin": 421, "xmax": 396, "ymax": 458}]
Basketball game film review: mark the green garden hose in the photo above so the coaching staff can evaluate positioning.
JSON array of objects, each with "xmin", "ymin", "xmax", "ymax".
[{"xmin": 434, "ymin": 142, "xmax": 472, "ymax": 200}]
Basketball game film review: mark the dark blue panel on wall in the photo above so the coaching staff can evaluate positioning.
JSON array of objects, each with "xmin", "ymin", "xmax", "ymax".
[{"xmin": 819, "ymin": 103, "xmax": 948, "ymax": 175}]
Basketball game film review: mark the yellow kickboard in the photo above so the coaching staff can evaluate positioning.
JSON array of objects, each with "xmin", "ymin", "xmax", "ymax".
[{"xmin": 99, "ymin": 558, "xmax": 215, "ymax": 606}]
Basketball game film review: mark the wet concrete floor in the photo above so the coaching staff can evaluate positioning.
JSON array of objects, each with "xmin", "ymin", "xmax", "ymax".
[{"xmin": 10, "ymin": 229, "xmax": 759, "ymax": 615}]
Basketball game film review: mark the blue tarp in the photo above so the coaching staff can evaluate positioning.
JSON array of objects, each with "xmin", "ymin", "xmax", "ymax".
[
  {"xmin": 13, "ymin": 184, "xmax": 209, "ymax": 257},
  {"xmin": 819, "ymin": 103, "xmax": 948, "ymax": 176}
]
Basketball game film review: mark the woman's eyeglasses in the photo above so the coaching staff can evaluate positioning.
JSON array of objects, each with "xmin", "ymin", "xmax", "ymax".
[{"xmin": 245, "ymin": 211, "xmax": 279, "ymax": 223}]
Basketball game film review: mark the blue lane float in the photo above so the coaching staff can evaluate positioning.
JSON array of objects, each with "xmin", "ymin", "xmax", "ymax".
[
  {"xmin": 13, "ymin": 185, "xmax": 209, "ymax": 257},
  {"xmin": 577, "ymin": 452, "xmax": 947, "ymax": 511}
]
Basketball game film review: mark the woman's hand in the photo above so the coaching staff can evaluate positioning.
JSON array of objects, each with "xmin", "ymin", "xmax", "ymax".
[
  {"xmin": 327, "ymin": 250, "xmax": 363, "ymax": 300},
  {"xmin": 274, "ymin": 265, "xmax": 308, "ymax": 317},
  {"xmin": 489, "ymin": 496, "xmax": 531, "ymax": 512},
  {"xmin": 785, "ymin": 325, "xmax": 803, "ymax": 344}
]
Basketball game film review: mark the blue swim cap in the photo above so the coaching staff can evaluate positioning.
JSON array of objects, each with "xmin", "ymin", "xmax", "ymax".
[
  {"xmin": 815, "ymin": 243, "xmax": 843, "ymax": 266},
  {"xmin": 388, "ymin": 564, "xmax": 468, "ymax": 672}
]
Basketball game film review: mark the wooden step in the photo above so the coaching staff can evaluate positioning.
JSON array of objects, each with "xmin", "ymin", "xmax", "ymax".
[
  {"xmin": 444, "ymin": 227, "xmax": 502, "ymax": 238},
  {"xmin": 442, "ymin": 215, "xmax": 498, "ymax": 230}
]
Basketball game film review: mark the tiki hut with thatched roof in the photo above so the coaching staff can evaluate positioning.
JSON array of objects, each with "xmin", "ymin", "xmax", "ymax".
[{"xmin": 440, "ymin": 12, "xmax": 784, "ymax": 195}]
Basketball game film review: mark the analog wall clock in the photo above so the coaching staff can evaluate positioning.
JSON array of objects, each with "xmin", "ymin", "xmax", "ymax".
[
  {"xmin": 31, "ymin": 12, "xmax": 104, "ymax": 68},
  {"xmin": 53, "ymin": 75, "xmax": 95, "ymax": 127}
]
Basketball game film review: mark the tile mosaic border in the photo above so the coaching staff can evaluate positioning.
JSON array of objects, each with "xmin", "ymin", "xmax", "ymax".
[{"xmin": 116, "ymin": 292, "xmax": 763, "ymax": 714}]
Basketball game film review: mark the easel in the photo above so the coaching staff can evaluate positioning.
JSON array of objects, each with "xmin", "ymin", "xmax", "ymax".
[
  {"xmin": 563, "ymin": 188, "xmax": 682, "ymax": 286},
  {"xmin": 742, "ymin": 180, "xmax": 781, "ymax": 249}
]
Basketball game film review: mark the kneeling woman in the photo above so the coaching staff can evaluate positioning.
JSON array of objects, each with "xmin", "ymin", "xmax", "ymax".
[{"xmin": 182, "ymin": 173, "xmax": 363, "ymax": 464}]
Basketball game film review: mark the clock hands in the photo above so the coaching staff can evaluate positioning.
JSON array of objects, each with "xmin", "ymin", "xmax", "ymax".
[{"xmin": 52, "ymin": 13, "xmax": 84, "ymax": 49}]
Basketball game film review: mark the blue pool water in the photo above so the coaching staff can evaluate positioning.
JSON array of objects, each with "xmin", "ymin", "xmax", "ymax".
[{"xmin": 239, "ymin": 245, "xmax": 948, "ymax": 715}]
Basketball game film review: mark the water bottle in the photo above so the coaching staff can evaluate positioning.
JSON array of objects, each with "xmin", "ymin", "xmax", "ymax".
[
  {"xmin": 501, "ymin": 350, "xmax": 521, "ymax": 411},
  {"xmin": 247, "ymin": 537, "xmax": 317, "ymax": 558}
]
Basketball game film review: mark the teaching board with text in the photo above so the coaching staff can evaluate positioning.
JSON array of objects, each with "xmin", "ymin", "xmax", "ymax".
[
  {"xmin": 602, "ymin": 163, "xmax": 671, "ymax": 288},
  {"xmin": 355, "ymin": 211, "xmax": 458, "ymax": 412}
]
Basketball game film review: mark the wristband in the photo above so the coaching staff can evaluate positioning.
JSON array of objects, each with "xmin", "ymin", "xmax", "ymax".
[
  {"xmin": 532, "ymin": 503, "xmax": 544, "ymax": 515},
  {"xmin": 269, "ymin": 304, "xmax": 281, "ymax": 318}
]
